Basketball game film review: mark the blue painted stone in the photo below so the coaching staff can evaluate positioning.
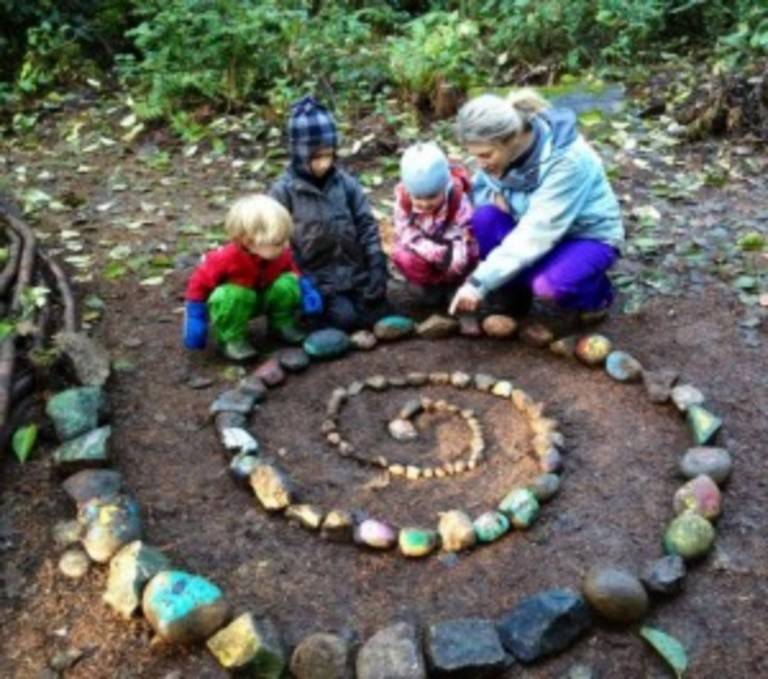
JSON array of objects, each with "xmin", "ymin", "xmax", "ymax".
[
  {"xmin": 497, "ymin": 589, "xmax": 593, "ymax": 663},
  {"xmin": 303, "ymin": 328, "xmax": 351, "ymax": 360},
  {"xmin": 142, "ymin": 570, "xmax": 230, "ymax": 644},
  {"xmin": 46, "ymin": 386, "xmax": 108, "ymax": 441},
  {"xmin": 605, "ymin": 351, "xmax": 643, "ymax": 383},
  {"xmin": 373, "ymin": 315, "xmax": 415, "ymax": 341},
  {"xmin": 78, "ymin": 494, "xmax": 141, "ymax": 563}
]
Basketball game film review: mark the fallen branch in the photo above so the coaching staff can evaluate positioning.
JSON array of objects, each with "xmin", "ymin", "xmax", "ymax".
[
  {"xmin": 0, "ymin": 226, "xmax": 21, "ymax": 299},
  {"xmin": 38, "ymin": 251, "xmax": 77, "ymax": 334}
]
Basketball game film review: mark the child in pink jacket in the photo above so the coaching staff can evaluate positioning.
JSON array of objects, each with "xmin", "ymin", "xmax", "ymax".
[{"xmin": 392, "ymin": 142, "xmax": 478, "ymax": 301}]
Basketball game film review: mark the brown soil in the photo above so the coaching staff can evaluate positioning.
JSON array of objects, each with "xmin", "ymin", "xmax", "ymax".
[{"xmin": 1, "ymin": 99, "xmax": 767, "ymax": 678}]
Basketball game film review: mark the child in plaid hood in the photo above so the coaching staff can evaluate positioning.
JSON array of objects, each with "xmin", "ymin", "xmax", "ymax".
[{"xmin": 270, "ymin": 96, "xmax": 389, "ymax": 331}]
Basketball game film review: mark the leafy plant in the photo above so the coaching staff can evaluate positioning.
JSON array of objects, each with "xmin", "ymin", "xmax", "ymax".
[{"xmin": 12, "ymin": 424, "xmax": 38, "ymax": 463}]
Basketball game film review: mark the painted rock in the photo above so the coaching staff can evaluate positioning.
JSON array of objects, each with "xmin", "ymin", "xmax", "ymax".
[
  {"xmin": 642, "ymin": 368, "xmax": 678, "ymax": 404},
  {"xmin": 458, "ymin": 315, "xmax": 483, "ymax": 337},
  {"xmin": 426, "ymin": 618, "xmax": 506, "ymax": 677},
  {"xmin": 61, "ymin": 469, "xmax": 122, "ymax": 508},
  {"xmin": 575, "ymin": 334, "xmax": 612, "ymax": 367},
  {"xmin": 528, "ymin": 473, "xmax": 561, "ymax": 503},
  {"xmin": 388, "ymin": 418, "xmax": 418, "ymax": 442},
  {"xmin": 350, "ymin": 330, "xmax": 377, "ymax": 350},
  {"xmin": 671, "ymin": 384, "xmax": 705, "ymax": 412},
  {"xmin": 687, "ymin": 404, "xmax": 722, "ymax": 445},
  {"xmin": 399, "ymin": 398, "xmax": 423, "ymax": 420},
  {"xmin": 303, "ymin": 328, "xmax": 351, "ymax": 360},
  {"xmin": 481, "ymin": 314, "xmax": 517, "ymax": 338},
  {"xmin": 399, "ymin": 527, "xmax": 438, "ymax": 557},
  {"xmin": 357, "ymin": 622, "xmax": 426, "ymax": 679},
  {"xmin": 229, "ymin": 451, "xmax": 261, "ymax": 483},
  {"xmin": 215, "ymin": 410, "xmax": 248, "ymax": 433},
  {"xmin": 491, "ymin": 380, "xmax": 514, "ymax": 398},
  {"xmin": 520, "ymin": 323, "xmax": 555, "ymax": 348},
  {"xmin": 210, "ymin": 389, "xmax": 256, "ymax": 415},
  {"xmin": 250, "ymin": 463, "xmax": 293, "ymax": 511},
  {"xmin": 291, "ymin": 632, "xmax": 353, "ymax": 679},
  {"xmin": 53, "ymin": 425, "xmax": 112, "ymax": 475},
  {"xmin": 549, "ymin": 336, "xmax": 578, "ymax": 358},
  {"xmin": 450, "ymin": 371, "xmax": 472, "ymax": 388},
  {"xmin": 219, "ymin": 427, "xmax": 259, "ymax": 455},
  {"xmin": 539, "ymin": 448, "xmax": 564, "ymax": 474},
  {"xmin": 355, "ymin": 519, "xmax": 397, "ymax": 550},
  {"xmin": 641, "ymin": 555, "xmax": 686, "ymax": 595},
  {"xmin": 207, "ymin": 612, "xmax": 284, "ymax": 677},
  {"xmin": 285, "ymin": 504, "xmax": 324, "ymax": 530},
  {"xmin": 438, "ymin": 510, "xmax": 476, "ymax": 552},
  {"xmin": 497, "ymin": 589, "xmax": 592, "ymax": 663},
  {"xmin": 581, "ymin": 567, "xmax": 649, "ymax": 623},
  {"xmin": 78, "ymin": 494, "xmax": 142, "ymax": 563},
  {"xmin": 46, "ymin": 386, "xmax": 109, "ymax": 441},
  {"xmin": 58, "ymin": 549, "xmax": 91, "ymax": 579},
  {"xmin": 276, "ymin": 347, "xmax": 310, "ymax": 373},
  {"xmin": 673, "ymin": 475, "xmax": 722, "ymax": 520},
  {"xmin": 679, "ymin": 447, "xmax": 732, "ymax": 484},
  {"xmin": 473, "ymin": 511, "xmax": 510, "ymax": 543},
  {"xmin": 663, "ymin": 511, "xmax": 716, "ymax": 560},
  {"xmin": 499, "ymin": 488, "xmax": 540, "ymax": 529},
  {"xmin": 103, "ymin": 541, "xmax": 170, "ymax": 619},
  {"xmin": 373, "ymin": 315, "xmax": 415, "ymax": 341},
  {"xmin": 605, "ymin": 351, "xmax": 643, "ymax": 382},
  {"xmin": 142, "ymin": 570, "xmax": 230, "ymax": 644},
  {"xmin": 254, "ymin": 357, "xmax": 285, "ymax": 387},
  {"xmin": 321, "ymin": 510, "xmax": 356, "ymax": 543},
  {"xmin": 416, "ymin": 314, "xmax": 459, "ymax": 339}
]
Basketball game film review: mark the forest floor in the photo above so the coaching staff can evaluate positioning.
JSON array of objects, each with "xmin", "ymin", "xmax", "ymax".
[{"xmin": 0, "ymin": 84, "xmax": 766, "ymax": 677}]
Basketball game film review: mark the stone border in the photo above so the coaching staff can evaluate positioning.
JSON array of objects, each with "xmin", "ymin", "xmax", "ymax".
[{"xmin": 43, "ymin": 313, "xmax": 731, "ymax": 675}]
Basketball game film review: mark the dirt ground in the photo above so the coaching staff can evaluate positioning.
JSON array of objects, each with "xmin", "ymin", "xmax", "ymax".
[{"xmin": 0, "ymin": 95, "xmax": 767, "ymax": 678}]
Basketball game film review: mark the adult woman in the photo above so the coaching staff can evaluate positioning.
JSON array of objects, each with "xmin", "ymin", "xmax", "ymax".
[{"xmin": 448, "ymin": 90, "xmax": 624, "ymax": 318}]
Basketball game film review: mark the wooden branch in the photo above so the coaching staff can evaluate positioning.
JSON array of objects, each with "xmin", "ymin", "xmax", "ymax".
[
  {"xmin": 0, "ymin": 226, "xmax": 21, "ymax": 299},
  {"xmin": 38, "ymin": 251, "xmax": 77, "ymax": 334}
]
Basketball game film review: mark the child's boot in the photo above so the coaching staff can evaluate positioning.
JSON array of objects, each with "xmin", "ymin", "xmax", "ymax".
[
  {"xmin": 271, "ymin": 321, "xmax": 306, "ymax": 345},
  {"xmin": 223, "ymin": 337, "xmax": 258, "ymax": 361}
]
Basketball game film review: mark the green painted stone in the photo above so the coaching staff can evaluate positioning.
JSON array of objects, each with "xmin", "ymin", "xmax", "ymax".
[
  {"xmin": 46, "ymin": 386, "xmax": 108, "ymax": 441},
  {"xmin": 687, "ymin": 405, "xmax": 722, "ymax": 445},
  {"xmin": 663, "ymin": 512, "xmax": 716, "ymax": 561},
  {"xmin": 398, "ymin": 527, "xmax": 438, "ymax": 557},
  {"xmin": 53, "ymin": 425, "xmax": 112, "ymax": 475},
  {"xmin": 78, "ymin": 494, "xmax": 142, "ymax": 563},
  {"xmin": 499, "ymin": 488, "xmax": 540, "ymax": 529},
  {"xmin": 373, "ymin": 315, "xmax": 415, "ymax": 341},
  {"xmin": 142, "ymin": 570, "xmax": 230, "ymax": 645},
  {"xmin": 473, "ymin": 511, "xmax": 510, "ymax": 543},
  {"xmin": 303, "ymin": 329, "xmax": 351, "ymax": 360},
  {"xmin": 207, "ymin": 612, "xmax": 285, "ymax": 677}
]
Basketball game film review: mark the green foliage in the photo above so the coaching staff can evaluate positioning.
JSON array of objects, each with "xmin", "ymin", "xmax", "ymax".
[
  {"xmin": 389, "ymin": 10, "xmax": 480, "ymax": 102},
  {"xmin": 12, "ymin": 424, "xmax": 38, "ymax": 463}
]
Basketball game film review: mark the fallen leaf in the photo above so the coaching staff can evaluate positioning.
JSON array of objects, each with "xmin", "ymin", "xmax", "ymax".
[
  {"xmin": 640, "ymin": 626, "xmax": 688, "ymax": 678},
  {"xmin": 12, "ymin": 424, "xmax": 37, "ymax": 463}
]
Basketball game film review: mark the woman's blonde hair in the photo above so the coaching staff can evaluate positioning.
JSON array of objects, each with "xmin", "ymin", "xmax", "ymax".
[
  {"xmin": 456, "ymin": 88, "xmax": 550, "ymax": 143},
  {"xmin": 225, "ymin": 194, "xmax": 294, "ymax": 246}
]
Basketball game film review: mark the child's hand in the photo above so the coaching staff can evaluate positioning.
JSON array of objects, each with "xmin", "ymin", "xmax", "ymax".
[
  {"xmin": 299, "ymin": 276, "xmax": 323, "ymax": 315},
  {"xmin": 183, "ymin": 301, "xmax": 208, "ymax": 349},
  {"xmin": 448, "ymin": 282, "xmax": 482, "ymax": 315}
]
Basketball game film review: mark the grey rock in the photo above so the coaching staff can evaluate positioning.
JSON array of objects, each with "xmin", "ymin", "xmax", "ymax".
[
  {"xmin": 671, "ymin": 384, "xmax": 705, "ymax": 412},
  {"xmin": 642, "ymin": 368, "xmax": 678, "ymax": 404},
  {"xmin": 52, "ymin": 520, "xmax": 82, "ymax": 548},
  {"xmin": 58, "ymin": 548, "xmax": 91, "ymax": 579},
  {"xmin": 679, "ymin": 446, "xmax": 732, "ymax": 484},
  {"xmin": 46, "ymin": 386, "xmax": 109, "ymax": 441},
  {"xmin": 277, "ymin": 347, "xmax": 310, "ymax": 373},
  {"xmin": 641, "ymin": 555, "xmax": 686, "ymax": 595},
  {"xmin": 61, "ymin": 469, "xmax": 123, "ymax": 508},
  {"xmin": 238, "ymin": 375, "xmax": 267, "ymax": 401},
  {"xmin": 497, "ymin": 589, "xmax": 592, "ymax": 663},
  {"xmin": 581, "ymin": 567, "xmax": 649, "ymax": 623},
  {"xmin": 416, "ymin": 315, "xmax": 459, "ymax": 339},
  {"xmin": 426, "ymin": 618, "xmax": 507, "ymax": 677},
  {"xmin": 210, "ymin": 389, "xmax": 256, "ymax": 415},
  {"xmin": 54, "ymin": 331, "xmax": 111, "ymax": 386},
  {"xmin": 528, "ymin": 473, "xmax": 561, "ymax": 503},
  {"xmin": 104, "ymin": 541, "xmax": 170, "ymax": 619},
  {"xmin": 254, "ymin": 357, "xmax": 285, "ymax": 386},
  {"xmin": 291, "ymin": 632, "xmax": 353, "ymax": 679},
  {"xmin": 350, "ymin": 330, "xmax": 378, "ymax": 351},
  {"xmin": 215, "ymin": 410, "xmax": 247, "ymax": 433},
  {"xmin": 187, "ymin": 375, "xmax": 214, "ymax": 390},
  {"xmin": 304, "ymin": 328, "xmax": 351, "ymax": 360},
  {"xmin": 357, "ymin": 622, "xmax": 426, "ymax": 679},
  {"xmin": 473, "ymin": 374, "xmax": 497, "ymax": 392},
  {"xmin": 230, "ymin": 451, "xmax": 262, "ymax": 484},
  {"xmin": 389, "ymin": 418, "xmax": 418, "ymax": 442}
]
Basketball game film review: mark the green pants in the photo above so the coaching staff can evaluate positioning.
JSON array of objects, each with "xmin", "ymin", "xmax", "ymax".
[{"xmin": 207, "ymin": 274, "xmax": 300, "ymax": 344}]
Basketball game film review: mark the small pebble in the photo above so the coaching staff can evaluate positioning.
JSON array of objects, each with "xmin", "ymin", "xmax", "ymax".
[
  {"xmin": 389, "ymin": 418, "xmax": 418, "ymax": 442},
  {"xmin": 549, "ymin": 335, "xmax": 578, "ymax": 358},
  {"xmin": 605, "ymin": 351, "xmax": 643, "ymax": 382},
  {"xmin": 450, "ymin": 371, "xmax": 472, "ymax": 388},
  {"xmin": 575, "ymin": 334, "xmax": 612, "ymax": 366},
  {"xmin": 641, "ymin": 555, "xmax": 686, "ymax": 595},
  {"xmin": 642, "ymin": 368, "xmax": 679, "ymax": 404},
  {"xmin": 663, "ymin": 511, "xmax": 716, "ymax": 561},
  {"xmin": 473, "ymin": 373, "xmax": 496, "ymax": 391},
  {"xmin": 350, "ymin": 330, "xmax": 377, "ymax": 350},
  {"xmin": 399, "ymin": 527, "xmax": 438, "ymax": 557},
  {"xmin": 482, "ymin": 314, "xmax": 517, "ymax": 338},
  {"xmin": 458, "ymin": 315, "xmax": 482, "ymax": 337},
  {"xmin": 581, "ymin": 567, "xmax": 648, "ymax": 623},
  {"xmin": 59, "ymin": 549, "xmax": 91, "ymax": 579},
  {"xmin": 671, "ymin": 384, "xmax": 705, "ymax": 412},
  {"xmin": 679, "ymin": 447, "xmax": 732, "ymax": 484},
  {"xmin": 673, "ymin": 475, "xmax": 722, "ymax": 520},
  {"xmin": 520, "ymin": 323, "xmax": 555, "ymax": 348},
  {"xmin": 491, "ymin": 380, "xmax": 514, "ymax": 398},
  {"xmin": 366, "ymin": 375, "xmax": 388, "ymax": 391},
  {"xmin": 528, "ymin": 473, "xmax": 561, "ymax": 502},
  {"xmin": 254, "ymin": 358, "xmax": 285, "ymax": 387}
]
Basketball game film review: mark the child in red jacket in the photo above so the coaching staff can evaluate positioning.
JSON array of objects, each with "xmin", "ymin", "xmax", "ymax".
[{"xmin": 183, "ymin": 194, "xmax": 322, "ymax": 361}]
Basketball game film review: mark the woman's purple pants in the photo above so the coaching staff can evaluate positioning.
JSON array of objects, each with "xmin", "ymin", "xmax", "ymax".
[{"xmin": 472, "ymin": 205, "xmax": 619, "ymax": 311}]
